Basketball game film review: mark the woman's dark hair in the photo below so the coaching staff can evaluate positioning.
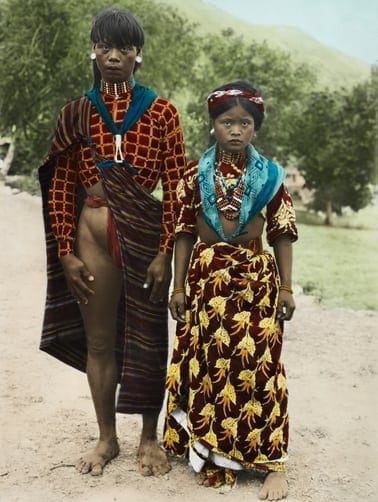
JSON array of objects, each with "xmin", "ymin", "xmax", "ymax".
[
  {"xmin": 208, "ymin": 80, "xmax": 265, "ymax": 131},
  {"xmin": 90, "ymin": 8, "xmax": 145, "ymax": 86}
]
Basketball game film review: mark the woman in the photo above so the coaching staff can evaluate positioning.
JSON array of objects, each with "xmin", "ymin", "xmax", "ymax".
[
  {"xmin": 39, "ymin": 8, "xmax": 186, "ymax": 476},
  {"xmin": 164, "ymin": 80, "xmax": 297, "ymax": 500}
]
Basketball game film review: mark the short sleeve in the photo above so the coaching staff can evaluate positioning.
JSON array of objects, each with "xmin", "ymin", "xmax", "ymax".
[
  {"xmin": 266, "ymin": 184, "xmax": 298, "ymax": 246},
  {"xmin": 175, "ymin": 161, "xmax": 199, "ymax": 237}
]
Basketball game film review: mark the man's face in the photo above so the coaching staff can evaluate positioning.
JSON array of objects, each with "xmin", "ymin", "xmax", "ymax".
[{"xmin": 93, "ymin": 41, "xmax": 140, "ymax": 82}]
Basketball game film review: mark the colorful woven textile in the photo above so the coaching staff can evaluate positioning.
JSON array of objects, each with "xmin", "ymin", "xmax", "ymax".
[{"xmin": 39, "ymin": 164, "xmax": 168, "ymax": 414}]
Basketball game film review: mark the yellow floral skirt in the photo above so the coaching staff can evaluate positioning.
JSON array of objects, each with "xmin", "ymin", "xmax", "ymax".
[{"xmin": 164, "ymin": 241, "xmax": 289, "ymax": 484}]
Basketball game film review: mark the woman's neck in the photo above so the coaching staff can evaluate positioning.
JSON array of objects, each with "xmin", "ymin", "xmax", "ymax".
[{"xmin": 216, "ymin": 147, "xmax": 247, "ymax": 175}]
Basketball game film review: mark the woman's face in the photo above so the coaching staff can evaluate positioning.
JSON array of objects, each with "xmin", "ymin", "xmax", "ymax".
[
  {"xmin": 93, "ymin": 41, "xmax": 140, "ymax": 82},
  {"xmin": 212, "ymin": 104, "xmax": 255, "ymax": 154}
]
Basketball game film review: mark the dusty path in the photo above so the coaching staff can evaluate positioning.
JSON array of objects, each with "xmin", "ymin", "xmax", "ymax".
[{"xmin": 0, "ymin": 182, "xmax": 377, "ymax": 501}]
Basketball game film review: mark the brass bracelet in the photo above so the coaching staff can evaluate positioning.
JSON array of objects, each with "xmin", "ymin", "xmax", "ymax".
[
  {"xmin": 279, "ymin": 285, "xmax": 293, "ymax": 294},
  {"xmin": 171, "ymin": 287, "xmax": 185, "ymax": 296}
]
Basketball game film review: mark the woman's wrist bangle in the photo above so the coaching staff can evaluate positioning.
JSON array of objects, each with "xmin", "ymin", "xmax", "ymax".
[
  {"xmin": 279, "ymin": 285, "xmax": 293, "ymax": 294},
  {"xmin": 171, "ymin": 287, "xmax": 185, "ymax": 296}
]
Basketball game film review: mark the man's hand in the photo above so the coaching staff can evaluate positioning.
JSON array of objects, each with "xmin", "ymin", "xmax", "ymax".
[
  {"xmin": 60, "ymin": 253, "xmax": 95, "ymax": 305},
  {"xmin": 143, "ymin": 252, "xmax": 172, "ymax": 303}
]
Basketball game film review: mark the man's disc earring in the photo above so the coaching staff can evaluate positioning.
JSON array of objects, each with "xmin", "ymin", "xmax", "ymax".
[
  {"xmin": 90, "ymin": 52, "xmax": 96, "ymax": 60},
  {"xmin": 135, "ymin": 55, "xmax": 143, "ymax": 63}
]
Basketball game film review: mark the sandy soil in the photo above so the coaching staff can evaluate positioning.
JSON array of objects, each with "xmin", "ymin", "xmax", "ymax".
[{"xmin": 0, "ymin": 181, "xmax": 377, "ymax": 502}]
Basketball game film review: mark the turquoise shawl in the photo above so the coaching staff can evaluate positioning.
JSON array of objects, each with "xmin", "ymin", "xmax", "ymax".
[{"xmin": 198, "ymin": 143, "xmax": 285, "ymax": 241}]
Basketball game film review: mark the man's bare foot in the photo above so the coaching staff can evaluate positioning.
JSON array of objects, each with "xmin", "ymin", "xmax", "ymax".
[
  {"xmin": 76, "ymin": 438, "xmax": 120, "ymax": 476},
  {"xmin": 258, "ymin": 472, "xmax": 288, "ymax": 501},
  {"xmin": 137, "ymin": 438, "xmax": 171, "ymax": 476}
]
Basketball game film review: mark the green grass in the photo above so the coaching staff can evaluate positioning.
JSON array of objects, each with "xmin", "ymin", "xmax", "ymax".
[{"xmin": 293, "ymin": 201, "xmax": 378, "ymax": 311}]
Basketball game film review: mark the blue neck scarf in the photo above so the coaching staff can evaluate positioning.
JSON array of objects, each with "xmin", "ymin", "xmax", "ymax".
[
  {"xmin": 85, "ymin": 82, "xmax": 157, "ymax": 174},
  {"xmin": 198, "ymin": 143, "xmax": 285, "ymax": 241}
]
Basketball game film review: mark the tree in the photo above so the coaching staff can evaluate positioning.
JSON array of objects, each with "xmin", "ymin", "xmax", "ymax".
[
  {"xmin": 291, "ymin": 78, "xmax": 377, "ymax": 224},
  {"xmin": 129, "ymin": 3, "xmax": 201, "ymax": 101},
  {"xmin": 0, "ymin": 0, "xmax": 98, "ymax": 173}
]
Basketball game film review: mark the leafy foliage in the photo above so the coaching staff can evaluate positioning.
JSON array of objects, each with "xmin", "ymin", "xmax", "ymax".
[
  {"xmin": 290, "ymin": 75, "xmax": 377, "ymax": 221},
  {"xmin": 0, "ymin": 0, "xmax": 98, "ymax": 172},
  {"xmin": 128, "ymin": 2, "xmax": 201, "ymax": 100}
]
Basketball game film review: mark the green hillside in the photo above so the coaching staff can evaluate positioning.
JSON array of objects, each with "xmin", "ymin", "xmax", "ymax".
[{"xmin": 154, "ymin": 0, "xmax": 371, "ymax": 90}]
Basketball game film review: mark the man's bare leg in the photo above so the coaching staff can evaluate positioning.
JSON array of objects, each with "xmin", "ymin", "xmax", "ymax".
[
  {"xmin": 75, "ymin": 341, "xmax": 120, "ymax": 476},
  {"xmin": 138, "ymin": 413, "xmax": 171, "ymax": 476},
  {"xmin": 258, "ymin": 471, "xmax": 288, "ymax": 501},
  {"xmin": 75, "ymin": 210, "xmax": 122, "ymax": 476}
]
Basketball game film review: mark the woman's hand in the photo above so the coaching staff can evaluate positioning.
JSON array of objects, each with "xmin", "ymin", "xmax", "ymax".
[
  {"xmin": 169, "ymin": 292, "xmax": 186, "ymax": 322},
  {"xmin": 276, "ymin": 290, "xmax": 296, "ymax": 321},
  {"xmin": 59, "ymin": 253, "xmax": 95, "ymax": 305}
]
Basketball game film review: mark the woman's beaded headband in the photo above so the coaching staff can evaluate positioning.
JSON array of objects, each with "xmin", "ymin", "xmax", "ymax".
[{"xmin": 207, "ymin": 88, "xmax": 265, "ymax": 112}]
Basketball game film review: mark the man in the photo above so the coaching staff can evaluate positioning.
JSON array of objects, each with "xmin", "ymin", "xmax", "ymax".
[{"xmin": 39, "ymin": 8, "xmax": 186, "ymax": 476}]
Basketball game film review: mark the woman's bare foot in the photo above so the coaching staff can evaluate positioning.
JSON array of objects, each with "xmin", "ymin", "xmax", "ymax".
[
  {"xmin": 76, "ymin": 438, "xmax": 120, "ymax": 476},
  {"xmin": 197, "ymin": 473, "xmax": 206, "ymax": 486},
  {"xmin": 258, "ymin": 471, "xmax": 288, "ymax": 501},
  {"xmin": 137, "ymin": 438, "xmax": 171, "ymax": 476},
  {"xmin": 197, "ymin": 472, "xmax": 211, "ymax": 486}
]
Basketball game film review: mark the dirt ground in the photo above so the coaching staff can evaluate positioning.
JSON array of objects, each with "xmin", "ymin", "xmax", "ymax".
[{"xmin": 0, "ymin": 181, "xmax": 377, "ymax": 502}]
